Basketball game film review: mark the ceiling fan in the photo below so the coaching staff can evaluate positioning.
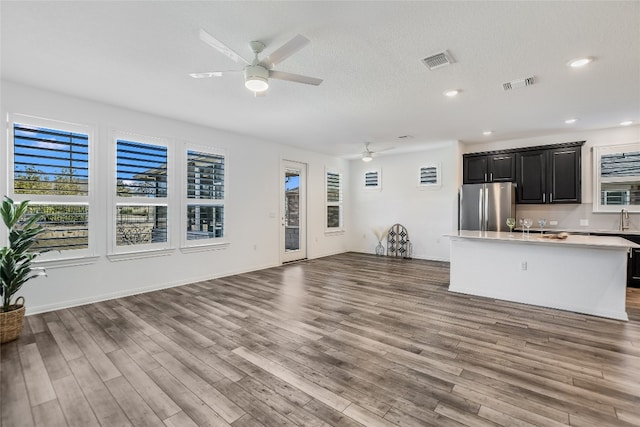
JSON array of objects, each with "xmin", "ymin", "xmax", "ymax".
[
  {"xmin": 190, "ymin": 29, "xmax": 323, "ymax": 94},
  {"xmin": 361, "ymin": 142, "xmax": 393, "ymax": 162}
]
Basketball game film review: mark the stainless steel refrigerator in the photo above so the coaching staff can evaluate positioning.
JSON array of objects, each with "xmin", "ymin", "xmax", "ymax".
[{"xmin": 459, "ymin": 182, "xmax": 516, "ymax": 231}]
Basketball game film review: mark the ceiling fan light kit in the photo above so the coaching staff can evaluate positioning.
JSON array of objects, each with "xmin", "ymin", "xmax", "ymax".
[
  {"xmin": 244, "ymin": 65, "xmax": 269, "ymax": 92},
  {"xmin": 362, "ymin": 152, "xmax": 373, "ymax": 162}
]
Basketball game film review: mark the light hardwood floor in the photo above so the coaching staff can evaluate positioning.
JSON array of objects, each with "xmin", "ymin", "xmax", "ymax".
[{"xmin": 2, "ymin": 252, "xmax": 640, "ymax": 426}]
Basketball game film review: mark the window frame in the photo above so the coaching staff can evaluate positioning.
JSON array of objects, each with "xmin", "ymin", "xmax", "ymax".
[
  {"xmin": 418, "ymin": 164, "xmax": 441, "ymax": 189},
  {"xmin": 110, "ymin": 131, "xmax": 173, "ymax": 256},
  {"xmin": 593, "ymin": 143, "xmax": 640, "ymax": 213},
  {"xmin": 325, "ymin": 168, "xmax": 344, "ymax": 233},
  {"xmin": 7, "ymin": 113, "xmax": 96, "ymax": 262},
  {"xmin": 181, "ymin": 143, "xmax": 228, "ymax": 250},
  {"xmin": 363, "ymin": 168, "xmax": 381, "ymax": 190}
]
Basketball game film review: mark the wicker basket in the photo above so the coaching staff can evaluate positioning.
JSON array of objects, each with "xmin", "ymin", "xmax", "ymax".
[{"xmin": 0, "ymin": 297, "xmax": 26, "ymax": 344}]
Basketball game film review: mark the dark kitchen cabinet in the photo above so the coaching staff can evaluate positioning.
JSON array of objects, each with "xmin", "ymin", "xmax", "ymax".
[
  {"xmin": 516, "ymin": 150, "xmax": 546, "ymax": 203},
  {"xmin": 516, "ymin": 143, "xmax": 583, "ymax": 204},
  {"xmin": 548, "ymin": 146, "xmax": 581, "ymax": 203},
  {"xmin": 463, "ymin": 152, "xmax": 515, "ymax": 184}
]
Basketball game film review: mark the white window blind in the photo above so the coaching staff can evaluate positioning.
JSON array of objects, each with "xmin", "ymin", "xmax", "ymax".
[
  {"xmin": 11, "ymin": 121, "xmax": 91, "ymax": 253},
  {"xmin": 186, "ymin": 149, "xmax": 226, "ymax": 242},
  {"xmin": 115, "ymin": 138, "xmax": 169, "ymax": 248},
  {"xmin": 419, "ymin": 165, "xmax": 439, "ymax": 186},
  {"xmin": 326, "ymin": 171, "xmax": 343, "ymax": 230},
  {"xmin": 364, "ymin": 170, "xmax": 380, "ymax": 188}
]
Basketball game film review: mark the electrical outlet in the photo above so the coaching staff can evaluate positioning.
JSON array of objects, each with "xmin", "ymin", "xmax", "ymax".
[
  {"xmin": 549, "ymin": 220, "xmax": 558, "ymax": 226},
  {"xmin": 521, "ymin": 261, "xmax": 527, "ymax": 271},
  {"xmin": 580, "ymin": 219, "xmax": 589, "ymax": 226}
]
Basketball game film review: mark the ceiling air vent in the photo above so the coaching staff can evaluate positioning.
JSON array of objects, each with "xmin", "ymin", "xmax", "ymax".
[
  {"xmin": 503, "ymin": 76, "xmax": 536, "ymax": 91},
  {"xmin": 421, "ymin": 50, "xmax": 455, "ymax": 70}
]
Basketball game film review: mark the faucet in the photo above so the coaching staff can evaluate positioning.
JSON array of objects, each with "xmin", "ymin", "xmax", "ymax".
[{"xmin": 620, "ymin": 209, "xmax": 630, "ymax": 231}]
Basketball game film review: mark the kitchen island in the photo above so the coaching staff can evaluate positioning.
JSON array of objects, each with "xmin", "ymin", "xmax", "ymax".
[{"xmin": 446, "ymin": 231, "xmax": 638, "ymax": 320}]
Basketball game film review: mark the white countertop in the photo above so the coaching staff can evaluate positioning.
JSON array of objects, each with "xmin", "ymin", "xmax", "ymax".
[
  {"xmin": 516, "ymin": 228, "xmax": 640, "ymax": 236},
  {"xmin": 446, "ymin": 230, "xmax": 640, "ymax": 250}
]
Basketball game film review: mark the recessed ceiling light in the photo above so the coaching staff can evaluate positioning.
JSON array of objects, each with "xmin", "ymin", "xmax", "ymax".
[
  {"xmin": 443, "ymin": 89, "xmax": 459, "ymax": 97},
  {"xmin": 620, "ymin": 120, "xmax": 633, "ymax": 126},
  {"xmin": 564, "ymin": 118, "xmax": 577, "ymax": 124},
  {"xmin": 482, "ymin": 130, "xmax": 493, "ymax": 136},
  {"xmin": 567, "ymin": 57, "xmax": 593, "ymax": 68}
]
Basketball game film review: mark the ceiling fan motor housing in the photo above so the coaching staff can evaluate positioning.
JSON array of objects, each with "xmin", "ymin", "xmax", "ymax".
[{"xmin": 244, "ymin": 65, "xmax": 269, "ymax": 91}]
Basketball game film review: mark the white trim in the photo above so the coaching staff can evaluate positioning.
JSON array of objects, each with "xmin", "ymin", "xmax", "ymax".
[
  {"xmin": 363, "ymin": 168, "xmax": 381, "ymax": 190},
  {"xmin": 7, "ymin": 113, "xmax": 97, "ymax": 259},
  {"xmin": 106, "ymin": 247, "xmax": 175, "ymax": 262},
  {"xmin": 23, "ymin": 260, "xmax": 281, "ymax": 316},
  {"xmin": 110, "ymin": 130, "xmax": 172, "ymax": 254},
  {"xmin": 180, "ymin": 241, "xmax": 230, "ymax": 254},
  {"xmin": 325, "ymin": 167, "xmax": 344, "ymax": 232},
  {"xmin": 418, "ymin": 163, "xmax": 442, "ymax": 189},
  {"xmin": 34, "ymin": 255, "xmax": 100, "ymax": 269},
  {"xmin": 182, "ymin": 142, "xmax": 228, "ymax": 248},
  {"xmin": 593, "ymin": 142, "xmax": 640, "ymax": 213}
]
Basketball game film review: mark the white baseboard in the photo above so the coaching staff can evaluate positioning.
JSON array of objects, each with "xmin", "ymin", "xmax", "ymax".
[{"xmin": 25, "ymin": 261, "xmax": 280, "ymax": 315}]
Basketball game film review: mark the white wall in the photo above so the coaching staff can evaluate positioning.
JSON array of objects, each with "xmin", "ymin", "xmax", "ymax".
[
  {"xmin": 1, "ymin": 81, "xmax": 349, "ymax": 314},
  {"xmin": 462, "ymin": 126, "xmax": 640, "ymax": 230},
  {"xmin": 346, "ymin": 141, "xmax": 461, "ymax": 262}
]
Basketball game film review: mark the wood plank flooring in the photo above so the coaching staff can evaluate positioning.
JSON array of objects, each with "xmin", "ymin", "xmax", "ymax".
[{"xmin": 2, "ymin": 252, "xmax": 640, "ymax": 426}]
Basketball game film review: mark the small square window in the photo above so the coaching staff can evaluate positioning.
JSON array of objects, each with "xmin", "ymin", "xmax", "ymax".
[
  {"xmin": 419, "ymin": 165, "xmax": 440, "ymax": 187},
  {"xmin": 364, "ymin": 169, "xmax": 381, "ymax": 189}
]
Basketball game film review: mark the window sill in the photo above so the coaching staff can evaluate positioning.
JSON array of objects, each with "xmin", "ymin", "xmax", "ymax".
[
  {"xmin": 107, "ymin": 248, "xmax": 176, "ymax": 262},
  {"xmin": 34, "ymin": 255, "xmax": 100, "ymax": 269},
  {"xmin": 180, "ymin": 241, "xmax": 230, "ymax": 254},
  {"xmin": 325, "ymin": 229, "xmax": 345, "ymax": 235}
]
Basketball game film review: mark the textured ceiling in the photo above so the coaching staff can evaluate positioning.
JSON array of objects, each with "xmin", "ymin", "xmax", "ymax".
[{"xmin": 1, "ymin": 1, "xmax": 639, "ymax": 158}]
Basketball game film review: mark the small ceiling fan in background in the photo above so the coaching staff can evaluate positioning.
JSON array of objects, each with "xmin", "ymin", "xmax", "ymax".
[
  {"xmin": 190, "ymin": 29, "xmax": 323, "ymax": 95},
  {"xmin": 361, "ymin": 142, "xmax": 394, "ymax": 162}
]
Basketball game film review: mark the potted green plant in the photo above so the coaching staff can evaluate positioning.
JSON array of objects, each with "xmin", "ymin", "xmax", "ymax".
[{"xmin": 0, "ymin": 196, "xmax": 46, "ymax": 344}]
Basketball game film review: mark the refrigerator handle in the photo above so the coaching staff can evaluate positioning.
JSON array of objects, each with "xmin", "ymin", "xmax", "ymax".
[
  {"xmin": 484, "ymin": 187, "xmax": 489, "ymax": 231},
  {"xmin": 479, "ymin": 188, "xmax": 484, "ymax": 230}
]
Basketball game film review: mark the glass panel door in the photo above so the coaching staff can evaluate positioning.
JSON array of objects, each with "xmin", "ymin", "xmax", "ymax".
[{"xmin": 281, "ymin": 161, "xmax": 306, "ymax": 263}]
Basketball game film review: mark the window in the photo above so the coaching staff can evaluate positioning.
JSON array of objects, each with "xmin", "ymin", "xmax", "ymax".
[
  {"xmin": 326, "ymin": 170, "xmax": 343, "ymax": 230},
  {"xmin": 185, "ymin": 149, "xmax": 225, "ymax": 243},
  {"xmin": 594, "ymin": 144, "xmax": 640, "ymax": 212},
  {"xmin": 364, "ymin": 169, "xmax": 381, "ymax": 189},
  {"xmin": 419, "ymin": 165, "xmax": 440, "ymax": 187},
  {"xmin": 10, "ymin": 116, "xmax": 92, "ymax": 257},
  {"xmin": 115, "ymin": 137, "xmax": 169, "ymax": 250}
]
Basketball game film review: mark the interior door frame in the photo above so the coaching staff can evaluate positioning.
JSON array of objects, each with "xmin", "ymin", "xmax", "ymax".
[{"xmin": 280, "ymin": 159, "xmax": 307, "ymax": 263}]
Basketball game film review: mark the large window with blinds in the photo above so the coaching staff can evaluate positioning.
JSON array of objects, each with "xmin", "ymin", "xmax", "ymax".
[
  {"xmin": 326, "ymin": 170, "xmax": 343, "ymax": 231},
  {"xmin": 186, "ymin": 148, "xmax": 225, "ymax": 242},
  {"xmin": 594, "ymin": 143, "xmax": 640, "ymax": 212},
  {"xmin": 115, "ymin": 137, "xmax": 169, "ymax": 249},
  {"xmin": 10, "ymin": 117, "xmax": 92, "ymax": 255}
]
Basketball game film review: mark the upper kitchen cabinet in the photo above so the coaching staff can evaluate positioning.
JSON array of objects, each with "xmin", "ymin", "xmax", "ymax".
[
  {"xmin": 516, "ymin": 142, "xmax": 584, "ymax": 204},
  {"xmin": 463, "ymin": 152, "xmax": 516, "ymax": 184}
]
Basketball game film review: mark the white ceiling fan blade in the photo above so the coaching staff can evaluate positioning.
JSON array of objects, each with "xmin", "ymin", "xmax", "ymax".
[
  {"xmin": 375, "ymin": 146, "xmax": 396, "ymax": 153},
  {"xmin": 198, "ymin": 29, "xmax": 250, "ymax": 65},
  {"xmin": 269, "ymin": 70, "xmax": 322, "ymax": 86},
  {"xmin": 189, "ymin": 70, "xmax": 241, "ymax": 79},
  {"xmin": 260, "ymin": 34, "xmax": 309, "ymax": 68},
  {"xmin": 189, "ymin": 72, "xmax": 222, "ymax": 78}
]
